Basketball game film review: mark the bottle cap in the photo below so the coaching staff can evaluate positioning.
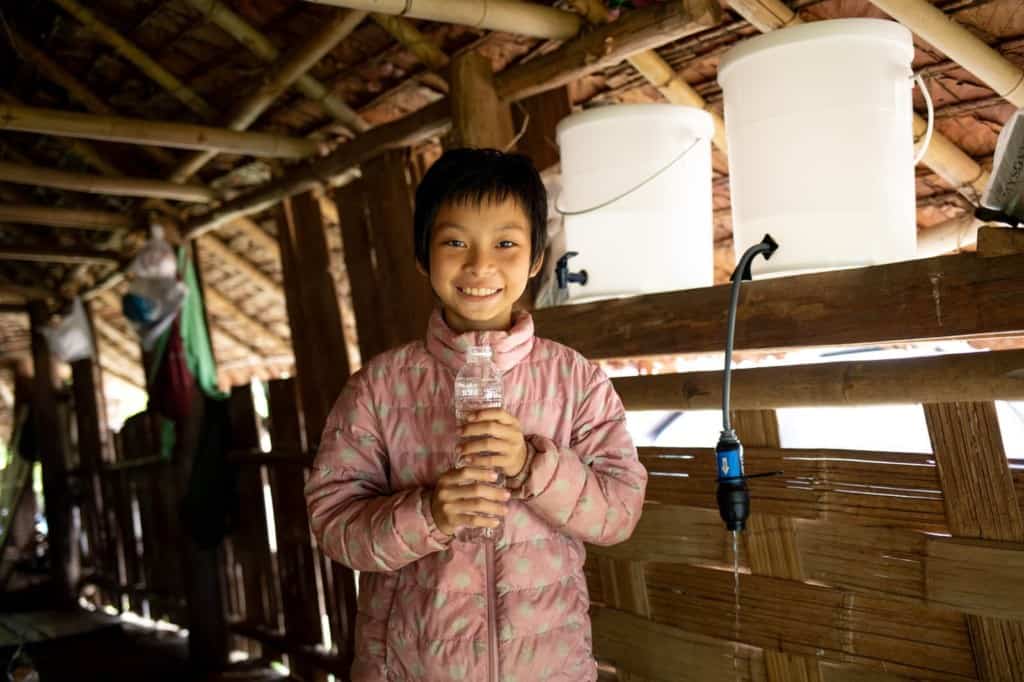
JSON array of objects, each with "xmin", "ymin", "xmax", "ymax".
[{"xmin": 465, "ymin": 345, "xmax": 493, "ymax": 360}]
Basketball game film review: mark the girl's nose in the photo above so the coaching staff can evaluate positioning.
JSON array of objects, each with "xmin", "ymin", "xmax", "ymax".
[{"xmin": 466, "ymin": 248, "xmax": 494, "ymax": 274}]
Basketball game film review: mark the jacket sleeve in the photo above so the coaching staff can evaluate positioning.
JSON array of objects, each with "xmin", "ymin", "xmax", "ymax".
[
  {"xmin": 517, "ymin": 362, "xmax": 647, "ymax": 546},
  {"xmin": 304, "ymin": 370, "xmax": 451, "ymax": 572}
]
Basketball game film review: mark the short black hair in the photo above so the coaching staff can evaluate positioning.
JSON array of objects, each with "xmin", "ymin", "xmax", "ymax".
[{"xmin": 413, "ymin": 148, "xmax": 547, "ymax": 272}]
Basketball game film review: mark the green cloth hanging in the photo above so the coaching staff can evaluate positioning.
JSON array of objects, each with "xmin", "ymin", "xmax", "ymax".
[{"xmin": 177, "ymin": 247, "xmax": 225, "ymax": 399}]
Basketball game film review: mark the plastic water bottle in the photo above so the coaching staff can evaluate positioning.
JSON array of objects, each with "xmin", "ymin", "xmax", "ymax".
[{"xmin": 454, "ymin": 345, "xmax": 504, "ymax": 542}]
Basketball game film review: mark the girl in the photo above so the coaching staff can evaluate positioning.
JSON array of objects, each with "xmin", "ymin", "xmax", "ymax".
[{"xmin": 305, "ymin": 148, "xmax": 647, "ymax": 681}]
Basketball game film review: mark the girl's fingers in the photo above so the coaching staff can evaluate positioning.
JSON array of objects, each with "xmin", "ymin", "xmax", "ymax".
[
  {"xmin": 458, "ymin": 453, "xmax": 511, "ymax": 470},
  {"xmin": 458, "ymin": 436, "xmax": 509, "ymax": 456},
  {"xmin": 439, "ymin": 466, "xmax": 500, "ymax": 486},
  {"xmin": 459, "ymin": 420, "xmax": 518, "ymax": 441}
]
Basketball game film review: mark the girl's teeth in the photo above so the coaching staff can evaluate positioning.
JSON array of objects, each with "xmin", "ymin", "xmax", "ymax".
[{"xmin": 463, "ymin": 287, "xmax": 498, "ymax": 296}]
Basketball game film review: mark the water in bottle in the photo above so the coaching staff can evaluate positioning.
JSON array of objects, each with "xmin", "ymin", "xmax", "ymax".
[{"xmin": 454, "ymin": 345, "xmax": 504, "ymax": 542}]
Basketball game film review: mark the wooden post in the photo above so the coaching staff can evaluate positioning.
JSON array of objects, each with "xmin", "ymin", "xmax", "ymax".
[
  {"xmin": 69, "ymin": 301, "xmax": 113, "ymax": 603},
  {"xmin": 924, "ymin": 402, "xmax": 1024, "ymax": 680},
  {"xmin": 361, "ymin": 150, "xmax": 435, "ymax": 345},
  {"xmin": 277, "ymin": 191, "xmax": 350, "ymax": 443},
  {"xmin": 733, "ymin": 410, "xmax": 819, "ymax": 682},
  {"xmin": 266, "ymin": 379, "xmax": 325, "ymax": 681},
  {"xmin": 28, "ymin": 301, "xmax": 78, "ymax": 608},
  {"xmin": 334, "ymin": 178, "xmax": 397, "ymax": 362},
  {"xmin": 449, "ymin": 50, "xmax": 515, "ymax": 150},
  {"xmin": 512, "ymin": 87, "xmax": 570, "ymax": 173}
]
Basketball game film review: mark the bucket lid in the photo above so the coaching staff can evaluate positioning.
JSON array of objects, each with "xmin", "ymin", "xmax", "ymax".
[
  {"xmin": 556, "ymin": 103, "xmax": 714, "ymax": 141},
  {"xmin": 718, "ymin": 18, "xmax": 914, "ymax": 84}
]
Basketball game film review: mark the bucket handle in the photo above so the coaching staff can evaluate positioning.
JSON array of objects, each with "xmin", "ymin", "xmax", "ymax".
[
  {"xmin": 555, "ymin": 136, "xmax": 704, "ymax": 216},
  {"xmin": 913, "ymin": 73, "xmax": 934, "ymax": 166}
]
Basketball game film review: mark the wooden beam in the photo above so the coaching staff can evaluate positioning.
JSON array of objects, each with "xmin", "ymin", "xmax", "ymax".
[
  {"xmin": 978, "ymin": 225, "xmax": 1024, "ymax": 258},
  {"xmin": 0, "ymin": 160, "xmax": 216, "ymax": 203},
  {"xmin": 532, "ymin": 251, "xmax": 1024, "ymax": 359},
  {"xmin": 0, "ymin": 245, "xmax": 119, "ymax": 266},
  {"xmin": 49, "ymin": 0, "xmax": 217, "ymax": 119},
  {"xmin": 28, "ymin": 301, "xmax": 78, "ymax": 607},
  {"xmin": 3, "ymin": 25, "xmax": 176, "ymax": 168},
  {"xmin": 449, "ymin": 51, "xmax": 515, "ymax": 149},
  {"xmin": 612, "ymin": 349, "xmax": 1024, "ymax": 411},
  {"xmin": 513, "ymin": 87, "xmax": 571, "ymax": 173},
  {"xmin": 183, "ymin": 1, "xmax": 719, "ymax": 237},
  {"xmin": 923, "ymin": 401, "xmax": 1024, "ymax": 680},
  {"xmin": 372, "ymin": 14, "xmax": 449, "ymax": 71},
  {"xmin": 0, "ymin": 204, "xmax": 135, "ymax": 231},
  {"xmin": 494, "ymin": 0, "xmax": 723, "ymax": 102},
  {"xmin": 183, "ymin": 0, "xmax": 369, "ymax": 134},
  {"xmin": 926, "ymin": 536, "xmax": 1024, "ymax": 620},
  {"xmin": 168, "ymin": 9, "xmax": 366, "ymax": 182},
  {"xmin": 0, "ymin": 104, "xmax": 319, "ymax": 158}
]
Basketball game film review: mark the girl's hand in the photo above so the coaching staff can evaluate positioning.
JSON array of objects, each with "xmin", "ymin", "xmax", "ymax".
[
  {"xmin": 430, "ymin": 467, "xmax": 511, "ymax": 537},
  {"xmin": 457, "ymin": 409, "xmax": 528, "ymax": 478}
]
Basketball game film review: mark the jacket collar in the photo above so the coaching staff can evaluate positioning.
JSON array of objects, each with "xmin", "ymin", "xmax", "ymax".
[{"xmin": 426, "ymin": 308, "xmax": 535, "ymax": 373}]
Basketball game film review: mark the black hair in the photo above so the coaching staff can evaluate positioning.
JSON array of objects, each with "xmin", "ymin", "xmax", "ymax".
[{"xmin": 413, "ymin": 148, "xmax": 547, "ymax": 272}]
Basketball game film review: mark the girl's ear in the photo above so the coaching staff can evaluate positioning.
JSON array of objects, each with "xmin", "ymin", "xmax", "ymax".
[{"xmin": 529, "ymin": 253, "xmax": 544, "ymax": 278}]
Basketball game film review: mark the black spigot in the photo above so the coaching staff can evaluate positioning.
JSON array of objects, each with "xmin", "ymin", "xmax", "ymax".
[
  {"xmin": 555, "ymin": 251, "xmax": 588, "ymax": 290},
  {"xmin": 715, "ymin": 429, "xmax": 749, "ymax": 532}
]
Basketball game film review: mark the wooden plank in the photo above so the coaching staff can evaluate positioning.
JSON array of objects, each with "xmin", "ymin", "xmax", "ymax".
[
  {"xmin": 277, "ymin": 191, "xmax": 350, "ymax": 446},
  {"xmin": 924, "ymin": 403, "xmax": 1024, "ymax": 542},
  {"xmin": 449, "ymin": 50, "xmax": 515, "ymax": 149},
  {"xmin": 612, "ymin": 349, "xmax": 1024, "ymax": 411},
  {"xmin": 334, "ymin": 178, "xmax": 395, "ymax": 361},
  {"xmin": 0, "ymin": 204, "xmax": 134, "ymax": 231},
  {"xmin": 977, "ymin": 225, "xmax": 1024, "ymax": 258},
  {"xmin": 645, "ymin": 563, "xmax": 978, "ymax": 680},
  {"xmin": 362, "ymin": 150, "xmax": 434, "ymax": 346},
  {"xmin": 29, "ymin": 300, "xmax": 77, "ymax": 608},
  {"xmin": 924, "ymin": 401, "xmax": 1024, "ymax": 681},
  {"xmin": 533, "ymin": 251, "xmax": 1024, "ymax": 359},
  {"xmin": 0, "ymin": 245, "xmax": 119, "ymax": 266},
  {"xmin": 266, "ymin": 378, "xmax": 324, "ymax": 681},
  {"xmin": 926, "ymin": 536, "xmax": 1024, "ymax": 619}
]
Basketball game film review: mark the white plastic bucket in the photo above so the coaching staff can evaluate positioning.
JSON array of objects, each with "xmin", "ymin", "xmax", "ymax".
[
  {"xmin": 718, "ymin": 19, "xmax": 917, "ymax": 276},
  {"xmin": 556, "ymin": 104, "xmax": 714, "ymax": 302}
]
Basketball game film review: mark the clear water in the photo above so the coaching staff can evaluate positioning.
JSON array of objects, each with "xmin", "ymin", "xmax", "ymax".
[
  {"xmin": 732, "ymin": 529, "xmax": 742, "ymax": 680},
  {"xmin": 454, "ymin": 354, "xmax": 504, "ymax": 543}
]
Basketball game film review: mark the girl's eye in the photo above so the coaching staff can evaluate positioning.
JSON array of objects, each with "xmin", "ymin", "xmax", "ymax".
[
  {"xmin": 443, "ymin": 239, "xmax": 466, "ymax": 248},
  {"xmin": 498, "ymin": 240, "xmax": 517, "ymax": 248}
]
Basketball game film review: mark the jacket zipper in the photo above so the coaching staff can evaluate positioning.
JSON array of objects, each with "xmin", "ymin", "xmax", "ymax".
[{"xmin": 485, "ymin": 541, "xmax": 499, "ymax": 682}]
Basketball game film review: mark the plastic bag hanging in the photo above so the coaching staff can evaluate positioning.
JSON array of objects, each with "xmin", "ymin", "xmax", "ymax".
[
  {"xmin": 123, "ymin": 224, "xmax": 187, "ymax": 350},
  {"xmin": 40, "ymin": 296, "xmax": 94, "ymax": 363}
]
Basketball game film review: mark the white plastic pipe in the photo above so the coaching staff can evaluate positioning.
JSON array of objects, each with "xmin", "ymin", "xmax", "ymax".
[
  {"xmin": 869, "ymin": 0, "xmax": 1024, "ymax": 107},
  {"xmin": 299, "ymin": 0, "xmax": 583, "ymax": 40}
]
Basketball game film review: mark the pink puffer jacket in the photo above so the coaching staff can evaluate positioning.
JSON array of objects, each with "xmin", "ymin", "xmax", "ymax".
[{"xmin": 305, "ymin": 310, "xmax": 647, "ymax": 681}]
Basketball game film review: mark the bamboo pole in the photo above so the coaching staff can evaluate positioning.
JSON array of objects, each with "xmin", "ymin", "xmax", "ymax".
[
  {"xmin": 0, "ymin": 204, "xmax": 134, "ymax": 231},
  {"xmin": 372, "ymin": 15, "xmax": 449, "ymax": 71},
  {"xmin": 916, "ymin": 213, "xmax": 981, "ymax": 257},
  {"xmin": 48, "ymin": 0, "xmax": 216, "ymax": 120},
  {"xmin": 184, "ymin": 0, "xmax": 369, "ymax": 134},
  {"xmin": 0, "ymin": 246, "xmax": 119, "ymax": 266},
  {"xmin": 0, "ymin": 104, "xmax": 320, "ymax": 158},
  {"xmin": 169, "ymin": 9, "xmax": 365, "ymax": 182},
  {"xmin": 2, "ymin": 25, "xmax": 176, "ymax": 168},
  {"xmin": 300, "ymin": 0, "xmax": 583, "ymax": 40},
  {"xmin": 726, "ymin": 0, "xmax": 991, "ymax": 207},
  {"xmin": 0, "ymin": 161, "xmax": 216, "ymax": 203},
  {"xmin": 869, "ymin": 0, "xmax": 1024, "ymax": 107}
]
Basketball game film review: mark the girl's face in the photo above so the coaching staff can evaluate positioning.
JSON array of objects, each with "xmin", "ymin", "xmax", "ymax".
[{"xmin": 424, "ymin": 197, "xmax": 542, "ymax": 333}]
